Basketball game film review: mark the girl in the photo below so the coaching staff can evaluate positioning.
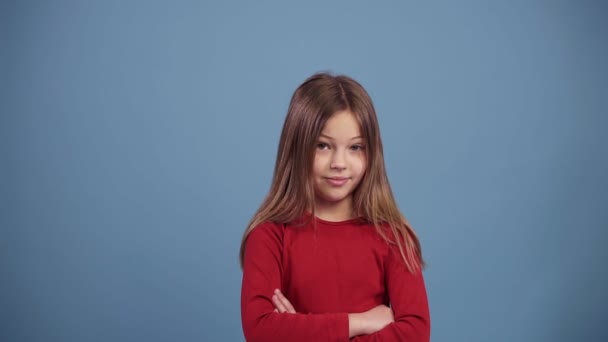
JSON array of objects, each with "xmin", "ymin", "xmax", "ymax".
[{"xmin": 240, "ymin": 73, "xmax": 430, "ymax": 341}]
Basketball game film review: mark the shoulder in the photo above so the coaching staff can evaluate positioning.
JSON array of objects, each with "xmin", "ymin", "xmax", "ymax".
[
  {"xmin": 363, "ymin": 221, "xmax": 400, "ymax": 244},
  {"xmin": 242, "ymin": 221, "xmax": 287, "ymax": 262},
  {"xmin": 245, "ymin": 221, "xmax": 285, "ymax": 246},
  {"xmin": 378, "ymin": 222, "xmax": 425, "ymax": 272},
  {"xmin": 375, "ymin": 221, "xmax": 409, "ymax": 244},
  {"xmin": 373, "ymin": 222, "xmax": 415, "ymax": 261}
]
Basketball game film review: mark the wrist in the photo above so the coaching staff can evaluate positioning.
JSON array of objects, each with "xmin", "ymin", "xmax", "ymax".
[{"xmin": 348, "ymin": 313, "xmax": 367, "ymax": 337}]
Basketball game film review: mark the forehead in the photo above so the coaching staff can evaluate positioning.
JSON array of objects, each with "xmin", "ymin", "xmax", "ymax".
[{"xmin": 320, "ymin": 110, "xmax": 362, "ymax": 138}]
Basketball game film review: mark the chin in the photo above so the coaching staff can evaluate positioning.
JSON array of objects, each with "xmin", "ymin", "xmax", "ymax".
[{"xmin": 319, "ymin": 193, "xmax": 350, "ymax": 204}]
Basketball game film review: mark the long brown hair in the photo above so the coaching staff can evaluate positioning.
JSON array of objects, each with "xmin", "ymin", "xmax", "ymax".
[{"xmin": 239, "ymin": 72, "xmax": 424, "ymax": 273}]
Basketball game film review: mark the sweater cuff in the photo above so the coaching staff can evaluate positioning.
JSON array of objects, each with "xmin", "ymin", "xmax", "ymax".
[{"xmin": 327, "ymin": 312, "xmax": 350, "ymax": 342}]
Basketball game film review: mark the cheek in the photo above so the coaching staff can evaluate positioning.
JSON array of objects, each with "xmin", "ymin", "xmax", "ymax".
[
  {"xmin": 354, "ymin": 156, "xmax": 367, "ymax": 179},
  {"xmin": 313, "ymin": 155, "xmax": 326, "ymax": 175}
]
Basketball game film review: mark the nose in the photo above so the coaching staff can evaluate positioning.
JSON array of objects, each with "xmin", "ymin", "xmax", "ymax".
[{"xmin": 330, "ymin": 149, "xmax": 346, "ymax": 170}]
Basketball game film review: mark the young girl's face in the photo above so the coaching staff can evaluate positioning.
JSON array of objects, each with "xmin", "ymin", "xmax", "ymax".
[{"xmin": 312, "ymin": 110, "xmax": 367, "ymax": 216}]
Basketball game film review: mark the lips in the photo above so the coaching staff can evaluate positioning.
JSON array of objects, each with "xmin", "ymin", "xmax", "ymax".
[{"xmin": 325, "ymin": 177, "xmax": 350, "ymax": 186}]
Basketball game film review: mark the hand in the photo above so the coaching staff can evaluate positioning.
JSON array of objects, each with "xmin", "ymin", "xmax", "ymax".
[
  {"xmin": 348, "ymin": 304, "xmax": 394, "ymax": 337},
  {"xmin": 361, "ymin": 305, "xmax": 394, "ymax": 334},
  {"xmin": 272, "ymin": 289, "xmax": 296, "ymax": 314}
]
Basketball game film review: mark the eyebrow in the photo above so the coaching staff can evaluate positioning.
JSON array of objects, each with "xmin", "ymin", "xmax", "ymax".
[{"xmin": 319, "ymin": 134, "xmax": 363, "ymax": 140}]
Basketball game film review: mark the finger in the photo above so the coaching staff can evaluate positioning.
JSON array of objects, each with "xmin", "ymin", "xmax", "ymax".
[
  {"xmin": 275, "ymin": 289, "xmax": 296, "ymax": 313},
  {"xmin": 272, "ymin": 294, "xmax": 288, "ymax": 313},
  {"xmin": 273, "ymin": 308, "xmax": 278, "ymax": 313}
]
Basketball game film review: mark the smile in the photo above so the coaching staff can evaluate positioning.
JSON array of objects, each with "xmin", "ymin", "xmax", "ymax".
[{"xmin": 325, "ymin": 177, "xmax": 350, "ymax": 186}]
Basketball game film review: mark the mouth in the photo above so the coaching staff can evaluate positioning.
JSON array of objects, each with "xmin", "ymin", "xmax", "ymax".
[{"xmin": 324, "ymin": 177, "xmax": 350, "ymax": 186}]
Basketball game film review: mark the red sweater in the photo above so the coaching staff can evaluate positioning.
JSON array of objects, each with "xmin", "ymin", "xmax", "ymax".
[{"xmin": 241, "ymin": 215, "xmax": 430, "ymax": 341}]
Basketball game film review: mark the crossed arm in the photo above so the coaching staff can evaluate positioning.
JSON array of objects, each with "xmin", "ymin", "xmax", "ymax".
[{"xmin": 271, "ymin": 288, "xmax": 395, "ymax": 337}]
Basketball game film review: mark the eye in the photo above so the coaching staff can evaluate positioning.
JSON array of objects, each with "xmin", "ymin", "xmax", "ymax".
[
  {"xmin": 317, "ymin": 142, "xmax": 330, "ymax": 150},
  {"xmin": 350, "ymin": 144, "xmax": 365, "ymax": 151}
]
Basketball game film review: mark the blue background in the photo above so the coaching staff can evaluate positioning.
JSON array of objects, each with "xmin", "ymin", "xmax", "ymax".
[{"xmin": 2, "ymin": 1, "xmax": 607, "ymax": 341}]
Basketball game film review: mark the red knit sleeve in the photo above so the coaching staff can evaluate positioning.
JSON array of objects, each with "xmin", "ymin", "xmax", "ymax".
[
  {"xmin": 240, "ymin": 222, "xmax": 350, "ymax": 342},
  {"xmin": 351, "ymin": 238, "xmax": 431, "ymax": 341}
]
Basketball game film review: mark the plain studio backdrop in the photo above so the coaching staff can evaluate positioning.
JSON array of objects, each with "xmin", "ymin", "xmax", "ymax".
[{"xmin": 1, "ymin": 1, "xmax": 607, "ymax": 341}]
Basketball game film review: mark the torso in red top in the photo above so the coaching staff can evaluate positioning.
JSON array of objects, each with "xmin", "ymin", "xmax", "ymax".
[
  {"xmin": 241, "ymin": 214, "xmax": 430, "ymax": 342},
  {"xmin": 281, "ymin": 216, "xmax": 390, "ymax": 314}
]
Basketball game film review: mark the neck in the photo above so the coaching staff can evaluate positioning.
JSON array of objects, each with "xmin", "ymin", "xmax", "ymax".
[{"xmin": 313, "ymin": 198, "xmax": 355, "ymax": 222}]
